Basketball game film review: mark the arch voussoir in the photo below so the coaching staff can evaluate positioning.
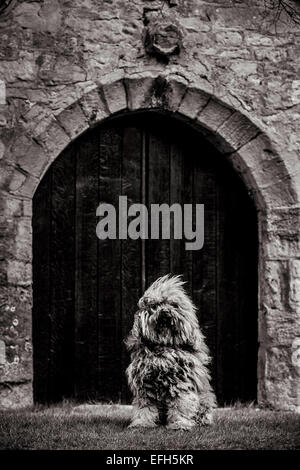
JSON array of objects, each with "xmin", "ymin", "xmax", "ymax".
[
  {"xmin": 261, "ymin": 206, "xmax": 300, "ymax": 260},
  {"xmin": 125, "ymin": 76, "xmax": 156, "ymax": 110},
  {"xmin": 56, "ymin": 102, "xmax": 89, "ymax": 141},
  {"xmin": 195, "ymin": 98, "xmax": 234, "ymax": 133},
  {"xmin": 125, "ymin": 75, "xmax": 187, "ymax": 112},
  {"xmin": 7, "ymin": 75, "xmax": 298, "ymax": 213},
  {"xmin": 9, "ymin": 171, "xmax": 39, "ymax": 199},
  {"xmin": 214, "ymin": 111, "xmax": 260, "ymax": 154},
  {"xmin": 178, "ymin": 87, "xmax": 209, "ymax": 119},
  {"xmin": 78, "ymin": 87, "xmax": 110, "ymax": 124},
  {"xmin": 101, "ymin": 79, "xmax": 128, "ymax": 115},
  {"xmin": 7, "ymin": 134, "xmax": 48, "ymax": 179},
  {"xmin": 35, "ymin": 119, "xmax": 71, "ymax": 162},
  {"xmin": 232, "ymin": 134, "xmax": 298, "ymax": 208}
]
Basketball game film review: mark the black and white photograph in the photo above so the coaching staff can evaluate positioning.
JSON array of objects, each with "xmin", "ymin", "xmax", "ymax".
[{"xmin": 0, "ymin": 0, "xmax": 299, "ymax": 458}]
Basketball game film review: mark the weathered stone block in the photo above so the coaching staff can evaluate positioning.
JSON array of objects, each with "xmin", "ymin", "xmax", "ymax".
[
  {"xmin": 0, "ymin": 382, "xmax": 33, "ymax": 409},
  {"xmin": 289, "ymin": 259, "xmax": 300, "ymax": 278},
  {"xmin": 260, "ymin": 345, "xmax": 300, "ymax": 412},
  {"xmin": 0, "ymin": 285, "xmax": 32, "ymax": 340},
  {"xmin": 217, "ymin": 111, "xmax": 259, "ymax": 152},
  {"xmin": 52, "ymin": 58, "xmax": 86, "ymax": 84},
  {"xmin": 79, "ymin": 88, "xmax": 109, "ymax": 124},
  {"xmin": 254, "ymin": 48, "xmax": 287, "ymax": 63},
  {"xmin": 0, "ymin": 334, "xmax": 32, "ymax": 377},
  {"xmin": 289, "ymin": 260, "xmax": 300, "ymax": 306},
  {"xmin": 9, "ymin": 169, "xmax": 27, "ymax": 193},
  {"xmin": 126, "ymin": 76, "xmax": 156, "ymax": 110},
  {"xmin": 181, "ymin": 17, "xmax": 211, "ymax": 33},
  {"xmin": 197, "ymin": 98, "xmax": 233, "ymax": 132},
  {"xmin": 258, "ymin": 344, "xmax": 300, "ymax": 411},
  {"xmin": 151, "ymin": 76, "xmax": 187, "ymax": 110},
  {"xmin": 7, "ymin": 260, "xmax": 32, "ymax": 286},
  {"xmin": 11, "ymin": 174, "xmax": 39, "ymax": 199},
  {"xmin": 262, "ymin": 377, "xmax": 299, "ymax": 411},
  {"xmin": 0, "ymin": 340, "xmax": 6, "ymax": 365},
  {"xmin": 289, "ymin": 279, "xmax": 300, "ymax": 306},
  {"xmin": 4, "ymin": 198, "xmax": 22, "ymax": 218},
  {"xmin": 262, "ymin": 230, "xmax": 300, "ymax": 260},
  {"xmin": 291, "ymin": 338, "xmax": 300, "ymax": 369},
  {"xmin": 101, "ymin": 80, "xmax": 127, "ymax": 114},
  {"xmin": 262, "ymin": 261, "xmax": 283, "ymax": 309},
  {"xmin": 178, "ymin": 88, "xmax": 209, "ymax": 119},
  {"xmin": 36, "ymin": 120, "xmax": 71, "ymax": 160},
  {"xmin": 263, "ymin": 179, "xmax": 298, "ymax": 211},
  {"xmin": 265, "ymin": 207, "xmax": 300, "ymax": 236},
  {"xmin": 126, "ymin": 76, "xmax": 187, "ymax": 112},
  {"xmin": 216, "ymin": 31, "xmax": 243, "ymax": 46},
  {"xmin": 262, "ymin": 306, "xmax": 299, "ymax": 346},
  {"xmin": 56, "ymin": 103, "xmax": 89, "ymax": 140},
  {"xmin": 0, "ymin": 140, "xmax": 5, "ymax": 160},
  {"xmin": 21, "ymin": 106, "xmax": 54, "ymax": 139},
  {"xmin": 266, "ymin": 347, "xmax": 291, "ymax": 379},
  {"xmin": 11, "ymin": 135, "xmax": 48, "ymax": 178},
  {"xmin": 22, "ymin": 200, "xmax": 32, "ymax": 218},
  {"xmin": 228, "ymin": 146, "xmax": 297, "ymax": 210},
  {"xmin": 14, "ymin": 0, "xmax": 62, "ymax": 33},
  {"xmin": 234, "ymin": 136, "xmax": 298, "ymax": 207},
  {"xmin": 230, "ymin": 60, "xmax": 258, "ymax": 76},
  {"xmin": 245, "ymin": 33, "xmax": 273, "ymax": 46},
  {"xmin": 15, "ymin": 218, "xmax": 32, "ymax": 262},
  {"xmin": 166, "ymin": 79, "xmax": 187, "ymax": 111}
]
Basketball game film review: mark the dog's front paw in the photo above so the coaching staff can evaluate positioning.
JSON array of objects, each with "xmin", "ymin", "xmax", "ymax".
[
  {"xmin": 198, "ymin": 412, "xmax": 213, "ymax": 426},
  {"xmin": 166, "ymin": 419, "xmax": 195, "ymax": 431},
  {"xmin": 128, "ymin": 418, "xmax": 158, "ymax": 429}
]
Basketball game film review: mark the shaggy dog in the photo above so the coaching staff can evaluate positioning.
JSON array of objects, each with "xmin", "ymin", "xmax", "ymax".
[{"xmin": 125, "ymin": 274, "xmax": 216, "ymax": 430}]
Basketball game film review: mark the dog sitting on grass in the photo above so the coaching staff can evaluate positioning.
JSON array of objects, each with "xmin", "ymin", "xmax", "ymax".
[{"xmin": 125, "ymin": 274, "xmax": 216, "ymax": 430}]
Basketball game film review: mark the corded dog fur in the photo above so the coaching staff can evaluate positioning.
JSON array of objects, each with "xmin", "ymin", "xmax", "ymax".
[{"xmin": 125, "ymin": 274, "xmax": 216, "ymax": 430}]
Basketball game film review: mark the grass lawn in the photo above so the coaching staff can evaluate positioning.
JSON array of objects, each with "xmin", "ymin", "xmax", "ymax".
[{"xmin": 0, "ymin": 403, "xmax": 299, "ymax": 450}]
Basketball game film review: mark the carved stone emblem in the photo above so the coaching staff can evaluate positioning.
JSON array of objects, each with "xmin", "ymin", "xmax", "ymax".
[{"xmin": 144, "ymin": 21, "xmax": 182, "ymax": 60}]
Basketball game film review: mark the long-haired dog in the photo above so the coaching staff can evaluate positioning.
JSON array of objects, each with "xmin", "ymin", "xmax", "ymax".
[{"xmin": 125, "ymin": 274, "xmax": 216, "ymax": 430}]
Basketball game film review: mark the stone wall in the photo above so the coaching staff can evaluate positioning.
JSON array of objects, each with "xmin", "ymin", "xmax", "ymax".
[{"xmin": 0, "ymin": 0, "xmax": 299, "ymax": 410}]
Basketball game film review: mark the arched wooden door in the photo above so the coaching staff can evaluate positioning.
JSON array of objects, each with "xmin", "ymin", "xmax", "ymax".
[{"xmin": 33, "ymin": 113, "xmax": 258, "ymax": 405}]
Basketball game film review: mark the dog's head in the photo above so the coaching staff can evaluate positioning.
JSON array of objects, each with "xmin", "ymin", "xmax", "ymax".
[{"xmin": 134, "ymin": 274, "xmax": 203, "ymax": 349}]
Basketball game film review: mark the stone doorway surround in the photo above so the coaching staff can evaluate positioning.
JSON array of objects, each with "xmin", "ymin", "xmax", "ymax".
[{"xmin": 0, "ymin": 72, "xmax": 299, "ymax": 411}]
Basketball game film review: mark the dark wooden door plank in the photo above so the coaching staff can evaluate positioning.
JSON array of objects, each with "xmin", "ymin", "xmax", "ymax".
[
  {"xmin": 97, "ymin": 125, "xmax": 123, "ymax": 402},
  {"xmin": 50, "ymin": 147, "xmax": 75, "ymax": 402},
  {"xmin": 146, "ymin": 119, "xmax": 171, "ymax": 285},
  {"xmin": 121, "ymin": 125, "xmax": 143, "ymax": 402},
  {"xmin": 74, "ymin": 130, "xmax": 99, "ymax": 400},
  {"xmin": 169, "ymin": 130, "xmax": 184, "ymax": 277},
  {"xmin": 192, "ymin": 141, "xmax": 218, "ymax": 397}
]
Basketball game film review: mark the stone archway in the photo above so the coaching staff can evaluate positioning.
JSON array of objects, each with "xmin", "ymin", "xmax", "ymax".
[
  {"xmin": 1, "ymin": 73, "xmax": 299, "ymax": 410},
  {"xmin": 32, "ymin": 111, "xmax": 258, "ymax": 405}
]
